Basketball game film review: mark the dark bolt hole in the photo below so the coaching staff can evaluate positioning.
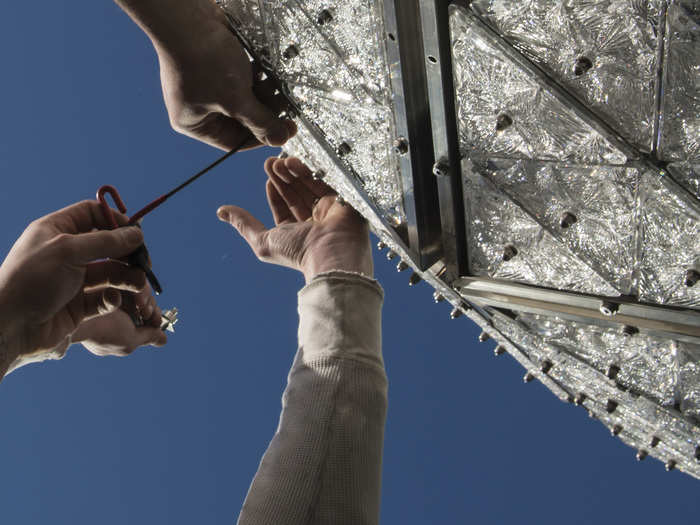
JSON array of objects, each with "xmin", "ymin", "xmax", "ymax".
[
  {"xmin": 560, "ymin": 212, "xmax": 578, "ymax": 229},
  {"xmin": 502, "ymin": 245, "xmax": 518, "ymax": 262},
  {"xmin": 574, "ymin": 56, "xmax": 594, "ymax": 76},
  {"xmin": 317, "ymin": 9, "xmax": 333, "ymax": 25},
  {"xmin": 685, "ymin": 269, "xmax": 699, "ymax": 287},
  {"xmin": 387, "ymin": 32, "xmax": 396, "ymax": 41},
  {"xmin": 427, "ymin": 55, "xmax": 438, "ymax": 64},
  {"xmin": 496, "ymin": 113, "xmax": 513, "ymax": 132},
  {"xmin": 283, "ymin": 44, "xmax": 299, "ymax": 60}
]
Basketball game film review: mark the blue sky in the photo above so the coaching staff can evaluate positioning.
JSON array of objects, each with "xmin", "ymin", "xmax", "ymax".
[{"xmin": 0, "ymin": 3, "xmax": 697, "ymax": 524}]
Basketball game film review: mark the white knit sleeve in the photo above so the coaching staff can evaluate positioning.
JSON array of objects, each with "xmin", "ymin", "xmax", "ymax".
[{"xmin": 236, "ymin": 271, "xmax": 387, "ymax": 525}]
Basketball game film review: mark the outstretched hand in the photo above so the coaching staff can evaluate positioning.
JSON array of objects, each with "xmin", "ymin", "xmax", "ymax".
[
  {"xmin": 0, "ymin": 201, "xmax": 166, "ymax": 373},
  {"xmin": 217, "ymin": 157, "xmax": 373, "ymax": 283}
]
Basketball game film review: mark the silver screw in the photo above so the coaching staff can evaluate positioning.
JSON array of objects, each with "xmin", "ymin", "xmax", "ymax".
[
  {"xmin": 636, "ymin": 449, "xmax": 648, "ymax": 461},
  {"xmin": 450, "ymin": 307, "xmax": 462, "ymax": 319},
  {"xmin": 611, "ymin": 424, "xmax": 623, "ymax": 436},
  {"xmin": 337, "ymin": 142, "xmax": 352, "ymax": 157},
  {"xmin": 377, "ymin": 241, "xmax": 387, "ymax": 251},
  {"xmin": 393, "ymin": 137, "xmax": 409, "ymax": 155},
  {"xmin": 396, "ymin": 261, "xmax": 409, "ymax": 272},
  {"xmin": 433, "ymin": 292, "xmax": 445, "ymax": 303},
  {"xmin": 386, "ymin": 250, "xmax": 397, "ymax": 261},
  {"xmin": 523, "ymin": 372, "xmax": 535, "ymax": 383},
  {"xmin": 408, "ymin": 273, "xmax": 422, "ymax": 286},
  {"xmin": 478, "ymin": 332, "xmax": 490, "ymax": 343},
  {"xmin": 494, "ymin": 346, "xmax": 506, "ymax": 356},
  {"xmin": 432, "ymin": 160, "xmax": 449, "ymax": 177},
  {"xmin": 600, "ymin": 301, "xmax": 619, "ymax": 316},
  {"xmin": 312, "ymin": 170, "xmax": 326, "ymax": 181},
  {"xmin": 665, "ymin": 460, "xmax": 677, "ymax": 472}
]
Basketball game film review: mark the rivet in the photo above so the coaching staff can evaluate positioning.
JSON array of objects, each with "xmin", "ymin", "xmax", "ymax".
[
  {"xmin": 393, "ymin": 137, "xmax": 409, "ymax": 155},
  {"xmin": 408, "ymin": 273, "xmax": 423, "ymax": 286},
  {"xmin": 312, "ymin": 169, "xmax": 326, "ymax": 181},
  {"xmin": 336, "ymin": 142, "xmax": 352, "ymax": 157},
  {"xmin": 600, "ymin": 301, "xmax": 619, "ymax": 316},
  {"xmin": 650, "ymin": 436, "xmax": 660, "ymax": 448},
  {"xmin": 396, "ymin": 260, "xmax": 409, "ymax": 272},
  {"xmin": 376, "ymin": 241, "xmax": 387, "ymax": 251},
  {"xmin": 606, "ymin": 399, "xmax": 618, "ymax": 413},
  {"xmin": 574, "ymin": 56, "xmax": 593, "ymax": 76},
  {"xmin": 316, "ymin": 8, "xmax": 333, "ymax": 25},
  {"xmin": 450, "ymin": 307, "xmax": 462, "ymax": 319},
  {"xmin": 433, "ymin": 292, "xmax": 445, "ymax": 303},
  {"xmin": 278, "ymin": 151, "xmax": 289, "ymax": 159},
  {"xmin": 335, "ymin": 195, "xmax": 347, "ymax": 205},
  {"xmin": 494, "ymin": 345, "xmax": 506, "ymax": 356},
  {"xmin": 622, "ymin": 325, "xmax": 639, "ymax": 337},
  {"xmin": 386, "ymin": 250, "xmax": 397, "ymax": 261},
  {"xmin": 665, "ymin": 460, "xmax": 677, "ymax": 472},
  {"xmin": 574, "ymin": 393, "xmax": 586, "ymax": 406},
  {"xmin": 607, "ymin": 364, "xmax": 621, "ymax": 380},
  {"xmin": 478, "ymin": 332, "xmax": 491, "ymax": 343},
  {"xmin": 540, "ymin": 360, "xmax": 553, "ymax": 374},
  {"xmin": 503, "ymin": 245, "xmax": 518, "ymax": 262},
  {"xmin": 432, "ymin": 160, "xmax": 450, "ymax": 177},
  {"xmin": 282, "ymin": 44, "xmax": 299, "ymax": 60},
  {"xmin": 636, "ymin": 449, "xmax": 648, "ymax": 461},
  {"xmin": 560, "ymin": 212, "xmax": 578, "ymax": 229},
  {"xmin": 495, "ymin": 113, "xmax": 513, "ymax": 132},
  {"xmin": 523, "ymin": 372, "xmax": 535, "ymax": 383},
  {"xmin": 685, "ymin": 269, "xmax": 699, "ymax": 287},
  {"xmin": 611, "ymin": 424, "xmax": 623, "ymax": 436}
]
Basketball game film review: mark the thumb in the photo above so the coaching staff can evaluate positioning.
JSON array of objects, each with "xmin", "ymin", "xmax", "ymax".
[
  {"xmin": 217, "ymin": 205, "xmax": 269, "ymax": 258},
  {"xmin": 66, "ymin": 226, "xmax": 144, "ymax": 264},
  {"xmin": 221, "ymin": 93, "xmax": 292, "ymax": 146}
]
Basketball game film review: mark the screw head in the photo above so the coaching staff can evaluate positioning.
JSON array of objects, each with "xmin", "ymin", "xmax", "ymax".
[
  {"xmin": 611, "ymin": 424, "xmax": 623, "ymax": 436},
  {"xmin": 312, "ymin": 169, "xmax": 326, "ymax": 181},
  {"xmin": 665, "ymin": 460, "xmax": 677, "ymax": 472},
  {"xmin": 540, "ymin": 360, "xmax": 553, "ymax": 374},
  {"xmin": 606, "ymin": 399, "xmax": 618, "ymax": 413},
  {"xmin": 636, "ymin": 449, "xmax": 648, "ymax": 461},
  {"xmin": 450, "ymin": 307, "xmax": 462, "ymax": 319},
  {"xmin": 336, "ymin": 142, "xmax": 352, "ymax": 157},
  {"xmin": 386, "ymin": 250, "xmax": 397, "ymax": 261},
  {"xmin": 523, "ymin": 372, "xmax": 535, "ymax": 383},
  {"xmin": 574, "ymin": 56, "xmax": 593, "ymax": 76},
  {"xmin": 600, "ymin": 301, "xmax": 619, "ymax": 316},
  {"xmin": 685, "ymin": 269, "xmax": 699, "ymax": 287},
  {"xmin": 335, "ymin": 195, "xmax": 347, "ymax": 205},
  {"xmin": 478, "ymin": 332, "xmax": 491, "ymax": 343},
  {"xmin": 502, "ymin": 245, "xmax": 518, "ymax": 262},
  {"xmin": 393, "ymin": 137, "xmax": 409, "ymax": 155},
  {"xmin": 574, "ymin": 393, "xmax": 587, "ymax": 406},
  {"xmin": 622, "ymin": 325, "xmax": 639, "ymax": 337},
  {"xmin": 560, "ymin": 212, "xmax": 578, "ymax": 229},
  {"xmin": 433, "ymin": 291, "xmax": 445, "ymax": 303},
  {"xmin": 377, "ymin": 241, "xmax": 387, "ymax": 251},
  {"xmin": 606, "ymin": 364, "xmax": 621, "ymax": 380},
  {"xmin": 494, "ymin": 345, "xmax": 506, "ymax": 356},
  {"xmin": 316, "ymin": 8, "xmax": 333, "ymax": 25},
  {"xmin": 432, "ymin": 160, "xmax": 450, "ymax": 177},
  {"xmin": 396, "ymin": 260, "xmax": 409, "ymax": 272},
  {"xmin": 495, "ymin": 113, "xmax": 513, "ymax": 132},
  {"xmin": 283, "ymin": 44, "xmax": 299, "ymax": 60}
]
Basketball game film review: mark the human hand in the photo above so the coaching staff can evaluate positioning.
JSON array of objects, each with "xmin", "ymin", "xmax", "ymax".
[
  {"xmin": 155, "ymin": 3, "xmax": 296, "ymax": 151},
  {"xmin": 217, "ymin": 157, "xmax": 373, "ymax": 283},
  {"xmin": 0, "ymin": 201, "xmax": 166, "ymax": 368}
]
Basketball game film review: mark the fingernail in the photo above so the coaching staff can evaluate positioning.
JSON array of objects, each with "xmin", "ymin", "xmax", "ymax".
[
  {"xmin": 217, "ymin": 208, "xmax": 229, "ymax": 222},
  {"xmin": 125, "ymin": 226, "xmax": 143, "ymax": 244}
]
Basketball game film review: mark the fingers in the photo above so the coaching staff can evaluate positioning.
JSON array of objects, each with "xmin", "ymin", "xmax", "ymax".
[
  {"xmin": 79, "ymin": 288, "xmax": 123, "ymax": 322},
  {"xmin": 84, "ymin": 260, "xmax": 147, "ymax": 293},
  {"xmin": 284, "ymin": 157, "xmax": 335, "ymax": 199},
  {"xmin": 265, "ymin": 160, "xmax": 313, "ymax": 222},
  {"xmin": 40, "ymin": 200, "xmax": 129, "ymax": 235},
  {"xmin": 266, "ymin": 180, "xmax": 293, "ymax": 225},
  {"xmin": 182, "ymin": 112, "xmax": 263, "ymax": 152},
  {"xmin": 60, "ymin": 226, "xmax": 144, "ymax": 265},
  {"xmin": 216, "ymin": 205, "xmax": 270, "ymax": 259},
  {"xmin": 221, "ymin": 90, "xmax": 295, "ymax": 146}
]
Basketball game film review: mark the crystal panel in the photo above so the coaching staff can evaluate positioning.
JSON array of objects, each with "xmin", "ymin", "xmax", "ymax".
[
  {"xmin": 669, "ymin": 162, "xmax": 700, "ymax": 199},
  {"xmin": 659, "ymin": 0, "xmax": 700, "ymax": 162},
  {"xmin": 462, "ymin": 159, "xmax": 618, "ymax": 296},
  {"xmin": 450, "ymin": 7, "xmax": 628, "ymax": 165},
  {"xmin": 469, "ymin": 0, "xmax": 662, "ymax": 153},
  {"xmin": 478, "ymin": 159, "xmax": 638, "ymax": 295},
  {"xmin": 638, "ymin": 170, "xmax": 700, "ymax": 308}
]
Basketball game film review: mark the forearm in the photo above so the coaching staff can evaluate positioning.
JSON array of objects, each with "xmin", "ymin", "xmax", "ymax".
[
  {"xmin": 114, "ymin": 0, "xmax": 225, "ymax": 58},
  {"xmin": 238, "ymin": 273, "xmax": 387, "ymax": 525}
]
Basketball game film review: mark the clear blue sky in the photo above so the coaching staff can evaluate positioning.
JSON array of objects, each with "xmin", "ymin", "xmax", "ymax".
[{"xmin": 0, "ymin": 3, "xmax": 697, "ymax": 524}]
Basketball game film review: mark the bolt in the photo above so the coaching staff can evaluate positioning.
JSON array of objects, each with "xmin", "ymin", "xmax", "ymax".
[
  {"xmin": 574, "ymin": 393, "xmax": 586, "ymax": 406},
  {"xmin": 450, "ymin": 307, "xmax": 462, "ymax": 319},
  {"xmin": 312, "ymin": 170, "xmax": 326, "ymax": 181},
  {"xmin": 283, "ymin": 44, "xmax": 299, "ymax": 60},
  {"xmin": 622, "ymin": 325, "xmax": 639, "ymax": 337},
  {"xmin": 377, "ymin": 241, "xmax": 387, "ymax": 251},
  {"xmin": 409, "ymin": 273, "xmax": 423, "ymax": 286},
  {"xmin": 495, "ymin": 113, "xmax": 513, "ymax": 132},
  {"xmin": 611, "ymin": 424, "xmax": 623, "ymax": 436},
  {"xmin": 636, "ymin": 449, "xmax": 648, "ymax": 461},
  {"xmin": 600, "ymin": 301, "xmax": 619, "ymax": 316},
  {"xmin": 393, "ymin": 137, "xmax": 409, "ymax": 155},
  {"xmin": 503, "ymin": 245, "xmax": 518, "ymax": 262},
  {"xmin": 386, "ymin": 250, "xmax": 397, "ymax": 261},
  {"xmin": 278, "ymin": 151, "xmax": 289, "ymax": 159},
  {"xmin": 316, "ymin": 8, "xmax": 333, "ymax": 25},
  {"xmin": 523, "ymin": 372, "xmax": 535, "ymax": 383},
  {"xmin": 560, "ymin": 212, "xmax": 578, "ymax": 229},
  {"xmin": 650, "ymin": 436, "xmax": 660, "ymax": 448},
  {"xmin": 665, "ymin": 460, "xmax": 677, "ymax": 472},
  {"xmin": 335, "ymin": 195, "xmax": 347, "ymax": 205},
  {"xmin": 606, "ymin": 399, "xmax": 618, "ymax": 414},
  {"xmin": 607, "ymin": 364, "xmax": 621, "ymax": 380},
  {"xmin": 396, "ymin": 260, "xmax": 409, "ymax": 272},
  {"xmin": 478, "ymin": 332, "xmax": 491, "ymax": 343},
  {"xmin": 432, "ymin": 160, "xmax": 450, "ymax": 177},
  {"xmin": 336, "ymin": 142, "xmax": 352, "ymax": 157},
  {"xmin": 574, "ymin": 56, "xmax": 593, "ymax": 76},
  {"xmin": 685, "ymin": 269, "xmax": 699, "ymax": 287},
  {"xmin": 540, "ymin": 360, "xmax": 553, "ymax": 374},
  {"xmin": 494, "ymin": 345, "xmax": 506, "ymax": 356},
  {"xmin": 433, "ymin": 292, "xmax": 445, "ymax": 303}
]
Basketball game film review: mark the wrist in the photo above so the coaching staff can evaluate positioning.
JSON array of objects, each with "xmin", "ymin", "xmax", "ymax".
[{"xmin": 301, "ymin": 246, "xmax": 374, "ymax": 284}]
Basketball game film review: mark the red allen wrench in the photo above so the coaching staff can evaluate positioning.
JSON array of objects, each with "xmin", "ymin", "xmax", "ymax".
[{"xmin": 97, "ymin": 185, "xmax": 163, "ymax": 295}]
